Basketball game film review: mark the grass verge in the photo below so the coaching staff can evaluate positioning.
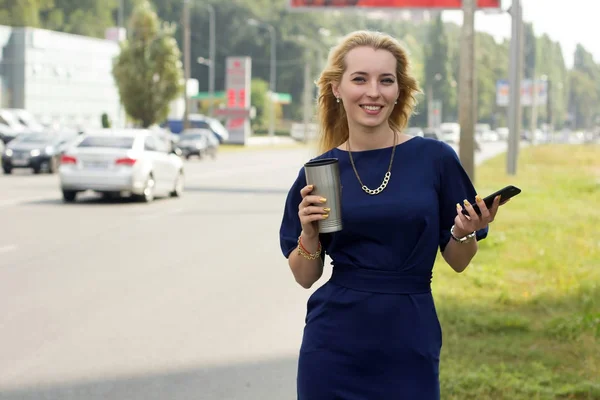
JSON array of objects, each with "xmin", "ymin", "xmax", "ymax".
[{"xmin": 434, "ymin": 144, "xmax": 600, "ymax": 399}]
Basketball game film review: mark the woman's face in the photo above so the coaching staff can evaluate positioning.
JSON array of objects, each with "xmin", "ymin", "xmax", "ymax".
[{"xmin": 332, "ymin": 46, "xmax": 399, "ymax": 130}]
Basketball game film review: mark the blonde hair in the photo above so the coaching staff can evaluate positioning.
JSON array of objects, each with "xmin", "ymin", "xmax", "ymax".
[{"xmin": 316, "ymin": 30, "xmax": 421, "ymax": 153}]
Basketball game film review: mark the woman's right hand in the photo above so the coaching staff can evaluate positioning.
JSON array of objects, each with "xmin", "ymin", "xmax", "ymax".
[{"xmin": 298, "ymin": 184, "xmax": 329, "ymax": 239}]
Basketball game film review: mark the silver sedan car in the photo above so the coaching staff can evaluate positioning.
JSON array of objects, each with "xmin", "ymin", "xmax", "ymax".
[{"xmin": 58, "ymin": 129, "xmax": 184, "ymax": 203}]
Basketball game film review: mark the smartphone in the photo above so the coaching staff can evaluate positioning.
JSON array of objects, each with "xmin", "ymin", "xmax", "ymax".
[{"xmin": 461, "ymin": 185, "xmax": 521, "ymax": 216}]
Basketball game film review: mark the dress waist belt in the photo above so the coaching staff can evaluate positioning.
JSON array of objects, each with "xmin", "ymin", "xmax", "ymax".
[{"xmin": 329, "ymin": 265, "xmax": 432, "ymax": 294}]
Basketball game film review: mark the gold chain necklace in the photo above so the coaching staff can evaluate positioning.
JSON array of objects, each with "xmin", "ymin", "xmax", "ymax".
[{"xmin": 347, "ymin": 132, "xmax": 397, "ymax": 195}]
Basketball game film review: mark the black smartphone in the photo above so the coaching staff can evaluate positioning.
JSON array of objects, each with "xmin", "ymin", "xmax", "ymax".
[{"xmin": 461, "ymin": 185, "xmax": 521, "ymax": 216}]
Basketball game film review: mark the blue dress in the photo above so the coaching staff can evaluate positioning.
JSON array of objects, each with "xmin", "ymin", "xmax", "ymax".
[{"xmin": 279, "ymin": 137, "xmax": 488, "ymax": 400}]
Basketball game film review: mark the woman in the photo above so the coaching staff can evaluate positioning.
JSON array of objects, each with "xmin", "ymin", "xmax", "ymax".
[{"xmin": 279, "ymin": 30, "xmax": 503, "ymax": 399}]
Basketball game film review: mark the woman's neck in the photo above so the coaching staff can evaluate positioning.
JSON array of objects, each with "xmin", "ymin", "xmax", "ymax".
[{"xmin": 346, "ymin": 125, "xmax": 396, "ymax": 151}]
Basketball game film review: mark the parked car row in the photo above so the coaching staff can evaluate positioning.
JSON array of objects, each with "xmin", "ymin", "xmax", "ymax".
[
  {"xmin": 2, "ymin": 130, "xmax": 80, "ymax": 174},
  {"xmin": 1, "ymin": 126, "xmax": 223, "ymax": 204},
  {"xmin": 0, "ymin": 108, "xmax": 46, "ymax": 144}
]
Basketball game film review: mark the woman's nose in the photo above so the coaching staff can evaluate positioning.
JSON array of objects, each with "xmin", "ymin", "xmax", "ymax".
[{"xmin": 366, "ymin": 80, "xmax": 381, "ymax": 98}]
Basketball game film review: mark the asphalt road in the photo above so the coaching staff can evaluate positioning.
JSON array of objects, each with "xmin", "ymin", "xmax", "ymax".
[{"xmin": 0, "ymin": 140, "xmax": 508, "ymax": 400}]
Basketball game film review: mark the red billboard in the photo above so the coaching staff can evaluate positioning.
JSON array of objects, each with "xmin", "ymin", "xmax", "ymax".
[{"xmin": 289, "ymin": 0, "xmax": 501, "ymax": 9}]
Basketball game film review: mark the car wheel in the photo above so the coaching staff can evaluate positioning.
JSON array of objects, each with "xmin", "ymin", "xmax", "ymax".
[
  {"xmin": 170, "ymin": 171, "xmax": 184, "ymax": 197},
  {"xmin": 137, "ymin": 174, "xmax": 155, "ymax": 203},
  {"xmin": 62, "ymin": 190, "xmax": 77, "ymax": 202},
  {"xmin": 33, "ymin": 167, "xmax": 42, "ymax": 174},
  {"xmin": 2, "ymin": 166, "xmax": 11, "ymax": 174}
]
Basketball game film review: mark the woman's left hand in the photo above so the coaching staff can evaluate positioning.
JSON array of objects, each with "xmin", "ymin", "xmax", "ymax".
[{"xmin": 453, "ymin": 195, "xmax": 506, "ymax": 237}]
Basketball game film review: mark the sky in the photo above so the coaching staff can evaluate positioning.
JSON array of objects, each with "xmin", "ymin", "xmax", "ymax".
[{"xmin": 441, "ymin": 0, "xmax": 600, "ymax": 68}]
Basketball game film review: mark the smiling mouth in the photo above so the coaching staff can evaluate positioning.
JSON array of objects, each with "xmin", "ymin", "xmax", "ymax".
[{"xmin": 360, "ymin": 105, "xmax": 383, "ymax": 111}]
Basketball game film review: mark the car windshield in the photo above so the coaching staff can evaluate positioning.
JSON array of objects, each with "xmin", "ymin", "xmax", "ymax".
[
  {"xmin": 180, "ymin": 133, "xmax": 205, "ymax": 140},
  {"xmin": 78, "ymin": 136, "xmax": 135, "ymax": 149},
  {"xmin": 16, "ymin": 133, "xmax": 52, "ymax": 143}
]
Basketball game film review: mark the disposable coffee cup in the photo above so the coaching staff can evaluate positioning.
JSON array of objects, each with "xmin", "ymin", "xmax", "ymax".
[{"xmin": 304, "ymin": 158, "xmax": 343, "ymax": 233}]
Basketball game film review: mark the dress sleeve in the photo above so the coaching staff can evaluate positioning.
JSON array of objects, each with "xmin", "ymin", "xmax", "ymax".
[
  {"xmin": 279, "ymin": 168, "xmax": 306, "ymax": 258},
  {"xmin": 279, "ymin": 167, "xmax": 329, "ymax": 263},
  {"xmin": 437, "ymin": 141, "xmax": 488, "ymax": 253}
]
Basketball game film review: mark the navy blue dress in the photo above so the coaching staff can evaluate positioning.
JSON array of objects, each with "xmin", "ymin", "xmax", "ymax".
[{"xmin": 279, "ymin": 137, "xmax": 488, "ymax": 399}]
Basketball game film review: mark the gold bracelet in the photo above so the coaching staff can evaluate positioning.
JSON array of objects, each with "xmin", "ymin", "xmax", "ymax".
[{"xmin": 297, "ymin": 236, "xmax": 322, "ymax": 260}]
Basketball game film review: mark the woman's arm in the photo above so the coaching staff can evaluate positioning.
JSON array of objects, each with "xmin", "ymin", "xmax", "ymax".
[{"xmin": 288, "ymin": 232, "xmax": 324, "ymax": 289}]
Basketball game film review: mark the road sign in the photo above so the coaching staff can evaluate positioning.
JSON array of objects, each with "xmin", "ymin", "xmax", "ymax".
[
  {"xmin": 224, "ymin": 57, "xmax": 252, "ymax": 145},
  {"xmin": 288, "ymin": 0, "xmax": 501, "ymax": 9},
  {"xmin": 496, "ymin": 79, "xmax": 548, "ymax": 107}
]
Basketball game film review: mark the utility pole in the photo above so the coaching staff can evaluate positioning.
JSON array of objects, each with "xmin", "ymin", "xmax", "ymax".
[
  {"xmin": 458, "ymin": 0, "xmax": 476, "ymax": 181},
  {"xmin": 118, "ymin": 0, "xmax": 124, "ymax": 30},
  {"xmin": 118, "ymin": 0, "xmax": 125, "ymax": 128},
  {"xmin": 302, "ymin": 48, "xmax": 312, "ymax": 143},
  {"xmin": 268, "ymin": 25, "xmax": 276, "ymax": 137},
  {"xmin": 183, "ymin": 0, "xmax": 191, "ymax": 130},
  {"xmin": 206, "ymin": 4, "xmax": 216, "ymax": 117},
  {"xmin": 507, "ymin": 0, "xmax": 523, "ymax": 175},
  {"xmin": 530, "ymin": 75, "xmax": 538, "ymax": 145}
]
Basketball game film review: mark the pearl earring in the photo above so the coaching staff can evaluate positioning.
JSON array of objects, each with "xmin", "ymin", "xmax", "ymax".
[
  {"xmin": 394, "ymin": 100, "xmax": 397, "ymax": 105},
  {"xmin": 336, "ymin": 97, "xmax": 340, "ymax": 103}
]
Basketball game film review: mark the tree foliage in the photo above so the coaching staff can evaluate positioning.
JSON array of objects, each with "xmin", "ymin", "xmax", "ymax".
[
  {"xmin": 1, "ymin": 0, "xmax": 599, "ymax": 129},
  {"xmin": 112, "ymin": 0, "xmax": 183, "ymax": 128}
]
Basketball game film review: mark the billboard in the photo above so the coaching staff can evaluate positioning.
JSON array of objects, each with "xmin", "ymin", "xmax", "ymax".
[
  {"xmin": 289, "ymin": 0, "xmax": 501, "ymax": 9},
  {"xmin": 223, "ymin": 57, "xmax": 252, "ymax": 145},
  {"xmin": 496, "ymin": 79, "xmax": 548, "ymax": 107}
]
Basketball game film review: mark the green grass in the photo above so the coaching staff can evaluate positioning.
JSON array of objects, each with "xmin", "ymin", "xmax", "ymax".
[{"xmin": 433, "ymin": 144, "xmax": 600, "ymax": 399}]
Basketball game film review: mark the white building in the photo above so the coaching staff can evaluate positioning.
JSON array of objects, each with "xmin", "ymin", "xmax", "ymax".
[{"xmin": 0, "ymin": 25, "xmax": 122, "ymax": 130}]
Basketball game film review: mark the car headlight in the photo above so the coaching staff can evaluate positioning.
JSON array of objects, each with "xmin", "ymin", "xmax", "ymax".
[
  {"xmin": 4, "ymin": 149, "xmax": 12, "ymax": 157},
  {"xmin": 30, "ymin": 149, "xmax": 41, "ymax": 157}
]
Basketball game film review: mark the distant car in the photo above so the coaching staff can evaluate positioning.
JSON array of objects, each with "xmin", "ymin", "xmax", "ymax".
[
  {"xmin": 58, "ymin": 129, "xmax": 184, "ymax": 203},
  {"xmin": 422, "ymin": 128, "xmax": 441, "ymax": 140},
  {"xmin": 177, "ymin": 128, "xmax": 219, "ymax": 159},
  {"xmin": 2, "ymin": 131, "xmax": 77, "ymax": 174},
  {"xmin": 406, "ymin": 127, "xmax": 424, "ymax": 137},
  {"xmin": 440, "ymin": 122, "xmax": 460, "ymax": 143},
  {"xmin": 163, "ymin": 114, "xmax": 229, "ymax": 143}
]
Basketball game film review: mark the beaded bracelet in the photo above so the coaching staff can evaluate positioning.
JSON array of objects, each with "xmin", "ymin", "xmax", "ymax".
[{"xmin": 297, "ymin": 236, "xmax": 322, "ymax": 260}]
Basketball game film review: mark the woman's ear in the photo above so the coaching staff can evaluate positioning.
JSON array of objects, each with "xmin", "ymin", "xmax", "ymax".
[{"xmin": 331, "ymin": 82, "xmax": 340, "ymax": 99}]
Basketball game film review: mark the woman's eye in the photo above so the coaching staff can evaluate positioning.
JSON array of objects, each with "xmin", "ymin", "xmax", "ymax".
[
  {"xmin": 352, "ymin": 77, "xmax": 365, "ymax": 82},
  {"xmin": 382, "ymin": 79, "xmax": 395, "ymax": 84}
]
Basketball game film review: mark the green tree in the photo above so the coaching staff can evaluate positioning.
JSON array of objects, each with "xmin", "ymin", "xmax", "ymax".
[
  {"xmin": 39, "ymin": 0, "xmax": 118, "ymax": 37},
  {"xmin": 112, "ymin": 0, "xmax": 184, "ymax": 128},
  {"xmin": 250, "ymin": 78, "xmax": 269, "ymax": 129},
  {"xmin": 424, "ymin": 15, "xmax": 455, "ymax": 123},
  {"xmin": 0, "ymin": 0, "xmax": 54, "ymax": 27}
]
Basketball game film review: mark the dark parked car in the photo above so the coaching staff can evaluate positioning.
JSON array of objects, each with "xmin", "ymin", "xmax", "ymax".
[
  {"xmin": 177, "ymin": 129, "xmax": 219, "ymax": 160},
  {"xmin": 2, "ymin": 131, "xmax": 78, "ymax": 174}
]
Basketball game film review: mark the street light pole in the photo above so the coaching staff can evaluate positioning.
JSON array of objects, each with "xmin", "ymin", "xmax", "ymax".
[
  {"xmin": 458, "ymin": 0, "xmax": 476, "ymax": 182},
  {"xmin": 118, "ymin": 0, "xmax": 125, "ymax": 128},
  {"xmin": 268, "ymin": 25, "xmax": 276, "ymax": 137},
  {"xmin": 248, "ymin": 19, "xmax": 276, "ymax": 137},
  {"xmin": 182, "ymin": 0, "xmax": 191, "ymax": 130},
  {"xmin": 507, "ymin": 0, "xmax": 523, "ymax": 175},
  {"xmin": 206, "ymin": 4, "xmax": 216, "ymax": 118}
]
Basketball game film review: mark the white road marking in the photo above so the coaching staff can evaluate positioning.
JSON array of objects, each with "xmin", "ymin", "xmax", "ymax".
[{"xmin": 0, "ymin": 245, "xmax": 18, "ymax": 254}]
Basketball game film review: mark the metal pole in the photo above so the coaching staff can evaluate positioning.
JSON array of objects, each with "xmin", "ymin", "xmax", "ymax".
[
  {"xmin": 507, "ymin": 0, "xmax": 522, "ymax": 175},
  {"xmin": 530, "ymin": 76, "xmax": 537, "ymax": 145},
  {"xmin": 302, "ymin": 48, "xmax": 311, "ymax": 143},
  {"xmin": 268, "ymin": 25, "xmax": 276, "ymax": 137},
  {"xmin": 207, "ymin": 4, "xmax": 215, "ymax": 118},
  {"xmin": 183, "ymin": 0, "xmax": 191, "ymax": 130},
  {"xmin": 427, "ymin": 84, "xmax": 433, "ymax": 129},
  {"xmin": 458, "ymin": 0, "xmax": 476, "ymax": 181},
  {"xmin": 118, "ymin": 0, "xmax": 125, "ymax": 128},
  {"xmin": 118, "ymin": 0, "xmax": 124, "ymax": 30}
]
